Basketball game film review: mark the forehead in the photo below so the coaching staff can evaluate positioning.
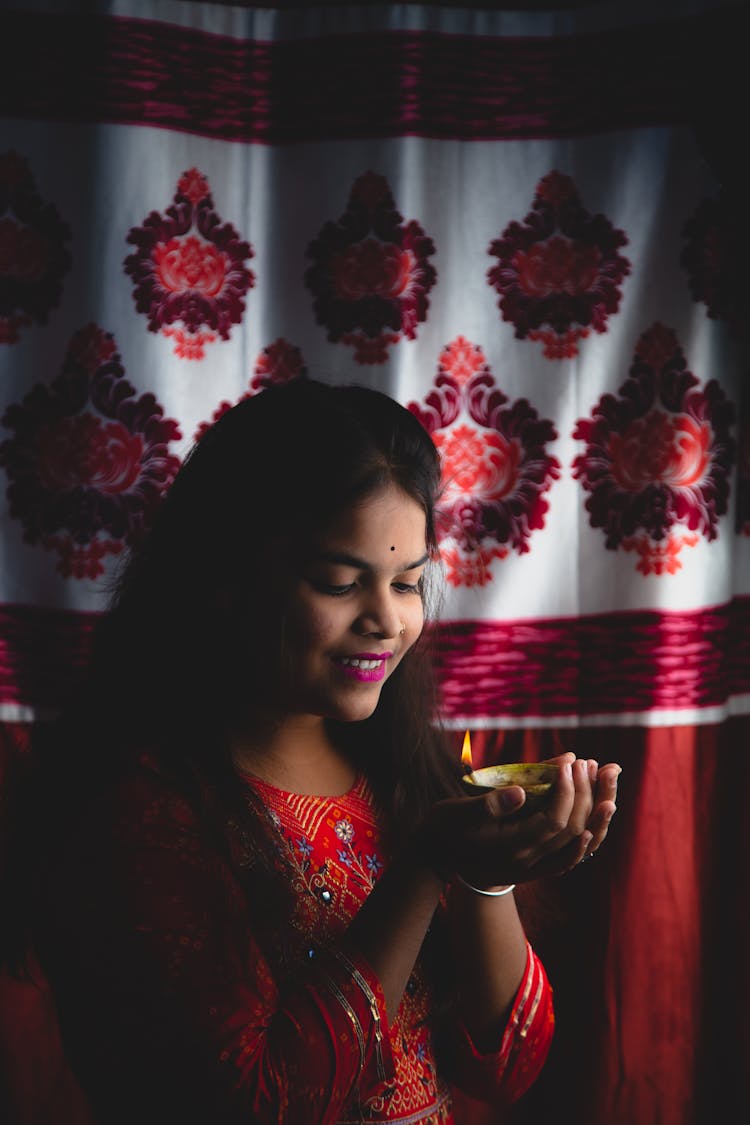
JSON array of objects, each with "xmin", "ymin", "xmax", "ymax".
[{"xmin": 317, "ymin": 485, "xmax": 427, "ymax": 554}]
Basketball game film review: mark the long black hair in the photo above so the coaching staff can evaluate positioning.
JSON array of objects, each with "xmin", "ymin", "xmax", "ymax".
[{"xmin": 1, "ymin": 378, "xmax": 465, "ymax": 978}]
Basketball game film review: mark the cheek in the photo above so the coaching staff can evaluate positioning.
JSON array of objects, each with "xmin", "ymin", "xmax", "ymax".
[
  {"xmin": 404, "ymin": 601, "xmax": 425, "ymax": 642},
  {"xmin": 284, "ymin": 601, "xmax": 342, "ymax": 651}
]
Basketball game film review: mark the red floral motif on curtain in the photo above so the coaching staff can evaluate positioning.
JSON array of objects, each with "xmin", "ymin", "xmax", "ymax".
[
  {"xmin": 487, "ymin": 170, "xmax": 630, "ymax": 359},
  {"xmin": 573, "ymin": 322, "xmax": 736, "ymax": 575},
  {"xmin": 305, "ymin": 170, "xmax": 436, "ymax": 364},
  {"xmin": 0, "ymin": 150, "xmax": 71, "ymax": 345},
  {"xmin": 408, "ymin": 336, "xmax": 560, "ymax": 586},
  {"xmin": 124, "ymin": 168, "xmax": 254, "ymax": 360},
  {"xmin": 192, "ymin": 337, "xmax": 308, "ymax": 442},
  {"xmin": 0, "ymin": 324, "xmax": 182, "ymax": 579}
]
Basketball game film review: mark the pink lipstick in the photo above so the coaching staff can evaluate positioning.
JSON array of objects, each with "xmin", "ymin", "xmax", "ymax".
[{"xmin": 334, "ymin": 652, "xmax": 392, "ymax": 683}]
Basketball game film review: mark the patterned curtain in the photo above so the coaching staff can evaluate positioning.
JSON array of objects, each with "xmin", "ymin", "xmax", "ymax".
[{"xmin": 1, "ymin": 2, "xmax": 747, "ymax": 1124}]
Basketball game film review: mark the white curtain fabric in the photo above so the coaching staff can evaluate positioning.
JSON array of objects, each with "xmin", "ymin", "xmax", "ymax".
[{"xmin": 1, "ymin": 0, "xmax": 746, "ymax": 732}]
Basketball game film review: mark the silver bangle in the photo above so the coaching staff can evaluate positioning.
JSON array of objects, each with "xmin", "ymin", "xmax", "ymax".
[{"xmin": 455, "ymin": 874, "xmax": 516, "ymax": 897}]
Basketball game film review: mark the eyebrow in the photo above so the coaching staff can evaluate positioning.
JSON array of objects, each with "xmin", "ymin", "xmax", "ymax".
[{"xmin": 315, "ymin": 550, "xmax": 430, "ymax": 572}]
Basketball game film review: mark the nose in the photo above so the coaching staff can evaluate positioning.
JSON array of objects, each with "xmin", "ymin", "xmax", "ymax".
[{"xmin": 355, "ymin": 584, "xmax": 402, "ymax": 639}]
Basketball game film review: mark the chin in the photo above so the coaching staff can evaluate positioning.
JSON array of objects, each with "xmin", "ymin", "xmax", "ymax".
[
  {"xmin": 323, "ymin": 688, "xmax": 383, "ymax": 725},
  {"xmin": 327, "ymin": 701, "xmax": 380, "ymax": 725},
  {"xmin": 344, "ymin": 704, "xmax": 380, "ymax": 724}
]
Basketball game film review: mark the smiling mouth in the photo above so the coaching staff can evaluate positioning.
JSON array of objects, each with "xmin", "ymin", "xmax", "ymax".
[
  {"xmin": 339, "ymin": 656, "xmax": 386, "ymax": 670},
  {"xmin": 335, "ymin": 654, "xmax": 390, "ymax": 683}
]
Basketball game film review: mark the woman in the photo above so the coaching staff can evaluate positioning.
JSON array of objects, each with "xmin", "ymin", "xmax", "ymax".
[{"xmin": 1, "ymin": 378, "xmax": 620, "ymax": 1123}]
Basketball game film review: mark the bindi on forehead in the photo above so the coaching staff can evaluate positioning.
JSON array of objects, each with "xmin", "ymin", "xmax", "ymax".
[{"xmin": 390, "ymin": 545, "xmax": 395, "ymax": 551}]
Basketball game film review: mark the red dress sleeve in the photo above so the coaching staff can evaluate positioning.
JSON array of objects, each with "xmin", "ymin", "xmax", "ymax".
[
  {"xmin": 38, "ymin": 758, "xmax": 394, "ymax": 1125},
  {"xmin": 444, "ymin": 941, "xmax": 555, "ymax": 1107}
]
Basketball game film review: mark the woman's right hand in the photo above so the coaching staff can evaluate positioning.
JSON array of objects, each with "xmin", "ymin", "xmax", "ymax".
[{"xmin": 420, "ymin": 754, "xmax": 620, "ymax": 890}]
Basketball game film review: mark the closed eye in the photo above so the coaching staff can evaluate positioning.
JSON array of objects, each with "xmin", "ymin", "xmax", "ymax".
[{"xmin": 316, "ymin": 582, "xmax": 355, "ymax": 596}]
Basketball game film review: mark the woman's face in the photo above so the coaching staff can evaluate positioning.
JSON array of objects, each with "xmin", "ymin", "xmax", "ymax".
[{"xmin": 266, "ymin": 483, "xmax": 429, "ymax": 725}]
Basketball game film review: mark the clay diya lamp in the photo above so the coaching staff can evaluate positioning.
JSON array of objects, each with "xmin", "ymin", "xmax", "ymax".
[{"xmin": 459, "ymin": 731, "xmax": 558, "ymax": 813}]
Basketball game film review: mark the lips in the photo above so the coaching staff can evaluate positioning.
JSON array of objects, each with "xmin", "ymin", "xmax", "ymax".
[{"xmin": 334, "ymin": 652, "xmax": 392, "ymax": 683}]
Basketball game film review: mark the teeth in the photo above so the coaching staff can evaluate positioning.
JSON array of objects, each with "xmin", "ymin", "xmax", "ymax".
[{"xmin": 340, "ymin": 657, "xmax": 382, "ymax": 670}]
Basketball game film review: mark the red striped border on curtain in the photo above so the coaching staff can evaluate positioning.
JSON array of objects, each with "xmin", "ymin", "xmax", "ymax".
[
  {"xmin": 2, "ymin": 6, "xmax": 738, "ymax": 142},
  {"xmin": 1, "ymin": 598, "xmax": 747, "ymax": 721},
  {"xmin": 432, "ymin": 597, "xmax": 750, "ymax": 722},
  {"xmin": 0, "ymin": 605, "xmax": 98, "ymax": 715}
]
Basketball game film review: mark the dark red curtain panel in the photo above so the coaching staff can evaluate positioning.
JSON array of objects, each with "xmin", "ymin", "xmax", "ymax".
[
  {"xmin": 465, "ymin": 721, "xmax": 750, "ymax": 1124},
  {"xmin": 1, "ymin": 2, "xmax": 748, "ymax": 1124}
]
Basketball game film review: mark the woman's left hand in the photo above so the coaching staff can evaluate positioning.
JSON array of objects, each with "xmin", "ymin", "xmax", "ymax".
[{"xmin": 507, "ymin": 751, "xmax": 621, "ymax": 878}]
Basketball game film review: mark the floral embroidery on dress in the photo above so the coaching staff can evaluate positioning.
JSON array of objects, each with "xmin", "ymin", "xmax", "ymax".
[
  {"xmin": 335, "ymin": 818, "xmax": 355, "ymax": 843},
  {"xmin": 260, "ymin": 805, "xmax": 333, "ymax": 908},
  {"xmin": 333, "ymin": 816, "xmax": 382, "ymax": 891}
]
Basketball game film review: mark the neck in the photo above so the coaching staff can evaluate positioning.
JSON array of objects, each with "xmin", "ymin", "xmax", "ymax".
[{"xmin": 230, "ymin": 714, "xmax": 356, "ymax": 797}]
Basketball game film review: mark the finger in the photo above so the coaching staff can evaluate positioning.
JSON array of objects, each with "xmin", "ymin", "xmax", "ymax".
[
  {"xmin": 542, "ymin": 751, "xmax": 576, "ymax": 767},
  {"xmin": 570, "ymin": 756, "xmax": 594, "ymax": 832},
  {"xmin": 584, "ymin": 763, "xmax": 621, "ymax": 848},
  {"xmin": 596, "ymin": 762, "xmax": 622, "ymax": 794},
  {"xmin": 484, "ymin": 785, "xmax": 527, "ymax": 819},
  {"xmin": 585, "ymin": 800, "xmax": 616, "ymax": 854},
  {"xmin": 570, "ymin": 829, "xmax": 594, "ymax": 870},
  {"xmin": 543, "ymin": 758, "xmax": 575, "ymax": 823},
  {"xmin": 526, "ymin": 829, "xmax": 594, "ymax": 878}
]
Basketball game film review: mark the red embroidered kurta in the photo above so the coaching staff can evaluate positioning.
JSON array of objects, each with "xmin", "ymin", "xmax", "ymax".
[{"xmin": 37, "ymin": 754, "xmax": 553, "ymax": 1125}]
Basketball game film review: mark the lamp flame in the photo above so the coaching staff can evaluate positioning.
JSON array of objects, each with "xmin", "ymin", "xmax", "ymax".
[{"xmin": 461, "ymin": 730, "xmax": 473, "ymax": 771}]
